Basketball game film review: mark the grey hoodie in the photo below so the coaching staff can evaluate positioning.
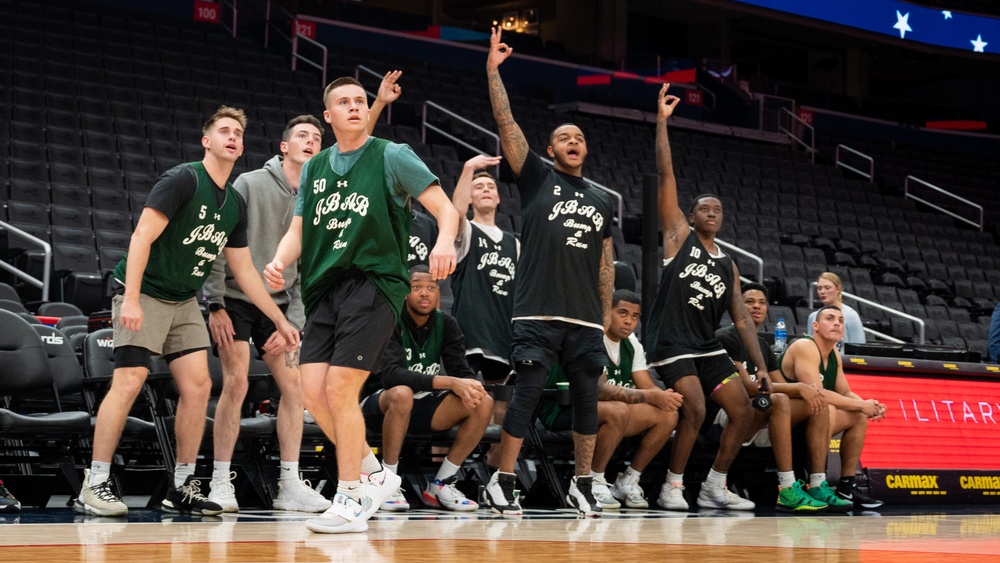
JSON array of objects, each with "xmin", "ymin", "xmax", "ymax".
[{"xmin": 203, "ymin": 155, "xmax": 305, "ymax": 329}]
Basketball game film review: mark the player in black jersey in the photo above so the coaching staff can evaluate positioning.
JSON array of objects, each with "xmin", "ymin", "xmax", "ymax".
[
  {"xmin": 645, "ymin": 84, "xmax": 769, "ymax": 511},
  {"xmin": 483, "ymin": 27, "xmax": 616, "ymax": 517}
]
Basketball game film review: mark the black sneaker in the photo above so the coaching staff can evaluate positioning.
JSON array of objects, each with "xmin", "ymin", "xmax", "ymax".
[
  {"xmin": 566, "ymin": 475, "xmax": 602, "ymax": 517},
  {"xmin": 0, "ymin": 479, "xmax": 20, "ymax": 512},
  {"xmin": 484, "ymin": 471, "xmax": 522, "ymax": 515},
  {"xmin": 836, "ymin": 484, "xmax": 884, "ymax": 510},
  {"xmin": 162, "ymin": 476, "xmax": 224, "ymax": 516}
]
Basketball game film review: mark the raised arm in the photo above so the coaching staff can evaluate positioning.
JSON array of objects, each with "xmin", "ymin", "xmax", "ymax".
[
  {"xmin": 655, "ymin": 84, "xmax": 687, "ymax": 259},
  {"xmin": 368, "ymin": 70, "xmax": 402, "ymax": 134},
  {"xmin": 487, "ymin": 27, "xmax": 530, "ymax": 176}
]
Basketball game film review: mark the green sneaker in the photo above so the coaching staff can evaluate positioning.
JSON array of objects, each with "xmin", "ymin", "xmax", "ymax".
[
  {"xmin": 807, "ymin": 480, "xmax": 853, "ymax": 513},
  {"xmin": 776, "ymin": 481, "xmax": 828, "ymax": 513}
]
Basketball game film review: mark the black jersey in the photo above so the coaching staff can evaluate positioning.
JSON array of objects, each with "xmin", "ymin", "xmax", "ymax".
[
  {"xmin": 512, "ymin": 152, "xmax": 613, "ymax": 328},
  {"xmin": 407, "ymin": 209, "xmax": 438, "ymax": 269},
  {"xmin": 646, "ymin": 232, "xmax": 735, "ymax": 365},
  {"xmin": 451, "ymin": 221, "xmax": 518, "ymax": 361}
]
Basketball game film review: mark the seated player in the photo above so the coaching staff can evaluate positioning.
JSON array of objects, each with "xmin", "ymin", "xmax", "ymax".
[
  {"xmin": 715, "ymin": 283, "xmax": 851, "ymax": 513},
  {"xmin": 361, "ymin": 266, "xmax": 493, "ymax": 511},
  {"xmin": 777, "ymin": 305, "xmax": 887, "ymax": 510}
]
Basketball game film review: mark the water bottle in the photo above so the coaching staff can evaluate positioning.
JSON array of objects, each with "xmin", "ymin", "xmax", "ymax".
[{"xmin": 773, "ymin": 318, "xmax": 787, "ymax": 353}]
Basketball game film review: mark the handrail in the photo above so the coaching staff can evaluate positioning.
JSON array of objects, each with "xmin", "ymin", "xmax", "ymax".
[
  {"xmin": 421, "ymin": 100, "xmax": 501, "ymax": 177},
  {"xmin": 715, "ymin": 238, "xmax": 764, "ymax": 283},
  {"xmin": 0, "ymin": 221, "xmax": 52, "ymax": 302},
  {"xmin": 834, "ymin": 144, "xmax": 874, "ymax": 180},
  {"xmin": 808, "ymin": 282, "xmax": 925, "ymax": 344},
  {"xmin": 219, "ymin": 0, "xmax": 238, "ymax": 38},
  {"xmin": 904, "ymin": 175, "xmax": 984, "ymax": 232},
  {"xmin": 356, "ymin": 65, "xmax": 391, "ymax": 125},
  {"xmin": 779, "ymin": 107, "xmax": 815, "ymax": 163},
  {"xmin": 291, "ymin": 32, "xmax": 327, "ymax": 86}
]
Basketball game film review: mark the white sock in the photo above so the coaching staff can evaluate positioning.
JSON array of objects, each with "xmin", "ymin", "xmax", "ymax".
[
  {"xmin": 174, "ymin": 463, "xmax": 196, "ymax": 488},
  {"xmin": 383, "ymin": 462, "xmax": 399, "ymax": 476},
  {"xmin": 666, "ymin": 471, "xmax": 684, "ymax": 486},
  {"xmin": 435, "ymin": 458, "xmax": 461, "ymax": 483},
  {"xmin": 279, "ymin": 460, "xmax": 299, "ymax": 482},
  {"xmin": 778, "ymin": 471, "xmax": 796, "ymax": 489},
  {"xmin": 705, "ymin": 468, "xmax": 727, "ymax": 490},
  {"xmin": 590, "ymin": 470, "xmax": 605, "ymax": 483},
  {"xmin": 212, "ymin": 461, "xmax": 231, "ymax": 482},
  {"xmin": 625, "ymin": 466, "xmax": 642, "ymax": 479},
  {"xmin": 337, "ymin": 479, "xmax": 362, "ymax": 501},
  {"xmin": 809, "ymin": 472, "xmax": 827, "ymax": 489},
  {"xmin": 89, "ymin": 461, "xmax": 112, "ymax": 487},
  {"xmin": 361, "ymin": 451, "xmax": 383, "ymax": 475}
]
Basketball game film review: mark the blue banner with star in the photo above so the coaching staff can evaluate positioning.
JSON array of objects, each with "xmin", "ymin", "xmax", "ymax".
[{"xmin": 732, "ymin": 0, "xmax": 992, "ymax": 53}]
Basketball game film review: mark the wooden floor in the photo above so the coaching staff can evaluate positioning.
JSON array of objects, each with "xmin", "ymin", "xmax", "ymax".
[{"xmin": 3, "ymin": 507, "xmax": 1000, "ymax": 562}]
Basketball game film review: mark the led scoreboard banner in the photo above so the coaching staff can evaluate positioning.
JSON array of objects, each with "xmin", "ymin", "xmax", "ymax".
[{"xmin": 843, "ymin": 355, "xmax": 1000, "ymax": 503}]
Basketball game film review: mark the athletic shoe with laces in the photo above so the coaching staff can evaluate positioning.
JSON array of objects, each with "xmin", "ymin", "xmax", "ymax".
[
  {"xmin": 806, "ymin": 481, "xmax": 852, "ymax": 513},
  {"xmin": 273, "ymin": 478, "xmax": 332, "ymax": 513},
  {"xmin": 422, "ymin": 475, "xmax": 479, "ymax": 511},
  {"xmin": 379, "ymin": 487, "xmax": 410, "ymax": 512},
  {"xmin": 75, "ymin": 471, "xmax": 128, "ymax": 517},
  {"xmin": 0, "ymin": 479, "xmax": 21, "ymax": 512},
  {"xmin": 306, "ymin": 492, "xmax": 370, "ymax": 534},
  {"xmin": 776, "ymin": 481, "xmax": 828, "ymax": 513},
  {"xmin": 208, "ymin": 471, "xmax": 239, "ymax": 513},
  {"xmin": 484, "ymin": 471, "xmax": 522, "ymax": 515},
  {"xmin": 360, "ymin": 466, "xmax": 402, "ymax": 520},
  {"xmin": 696, "ymin": 484, "xmax": 755, "ymax": 511},
  {"xmin": 657, "ymin": 481, "xmax": 689, "ymax": 511},
  {"xmin": 566, "ymin": 475, "xmax": 603, "ymax": 517},
  {"xmin": 610, "ymin": 472, "xmax": 648, "ymax": 509},
  {"xmin": 162, "ymin": 476, "xmax": 224, "ymax": 516},
  {"xmin": 836, "ymin": 483, "xmax": 884, "ymax": 509},
  {"xmin": 591, "ymin": 476, "xmax": 620, "ymax": 510}
]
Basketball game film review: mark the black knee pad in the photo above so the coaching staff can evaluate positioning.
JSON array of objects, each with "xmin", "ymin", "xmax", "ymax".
[{"xmin": 113, "ymin": 345, "xmax": 153, "ymax": 370}]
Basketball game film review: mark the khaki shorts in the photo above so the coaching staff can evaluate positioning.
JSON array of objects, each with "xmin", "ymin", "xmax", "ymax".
[{"xmin": 112, "ymin": 293, "xmax": 210, "ymax": 356}]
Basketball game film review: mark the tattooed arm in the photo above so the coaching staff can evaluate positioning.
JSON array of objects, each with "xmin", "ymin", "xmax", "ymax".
[
  {"xmin": 655, "ymin": 83, "xmax": 686, "ymax": 260},
  {"xmin": 600, "ymin": 237, "xmax": 614, "ymax": 327},
  {"xmin": 597, "ymin": 371, "xmax": 683, "ymax": 411},
  {"xmin": 486, "ymin": 27, "xmax": 530, "ymax": 176}
]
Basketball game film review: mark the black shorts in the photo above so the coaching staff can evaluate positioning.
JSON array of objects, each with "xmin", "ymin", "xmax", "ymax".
[
  {"xmin": 654, "ymin": 352, "xmax": 739, "ymax": 397},
  {"xmin": 300, "ymin": 273, "xmax": 396, "ymax": 372},
  {"xmin": 510, "ymin": 320, "xmax": 606, "ymax": 374},
  {"xmin": 217, "ymin": 298, "xmax": 288, "ymax": 358},
  {"xmin": 362, "ymin": 388, "xmax": 451, "ymax": 435}
]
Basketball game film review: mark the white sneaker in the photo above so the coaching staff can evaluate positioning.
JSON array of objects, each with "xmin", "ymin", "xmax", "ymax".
[
  {"xmin": 591, "ymin": 476, "xmax": 620, "ymax": 510},
  {"xmin": 696, "ymin": 484, "xmax": 755, "ymax": 511},
  {"xmin": 74, "ymin": 471, "xmax": 128, "ymax": 517},
  {"xmin": 306, "ymin": 493, "xmax": 370, "ymax": 534},
  {"xmin": 422, "ymin": 475, "xmax": 479, "ymax": 511},
  {"xmin": 565, "ymin": 476, "xmax": 602, "ymax": 517},
  {"xmin": 610, "ymin": 472, "xmax": 648, "ymax": 509},
  {"xmin": 361, "ymin": 466, "xmax": 402, "ymax": 520},
  {"xmin": 483, "ymin": 471, "xmax": 522, "ymax": 516},
  {"xmin": 657, "ymin": 481, "xmax": 689, "ymax": 511},
  {"xmin": 273, "ymin": 478, "xmax": 332, "ymax": 513},
  {"xmin": 379, "ymin": 488, "xmax": 410, "ymax": 512},
  {"xmin": 208, "ymin": 471, "xmax": 239, "ymax": 513}
]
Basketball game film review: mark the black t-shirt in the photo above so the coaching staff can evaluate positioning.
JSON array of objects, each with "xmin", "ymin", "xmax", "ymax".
[
  {"xmin": 714, "ymin": 324, "xmax": 778, "ymax": 381},
  {"xmin": 512, "ymin": 152, "xmax": 613, "ymax": 327},
  {"xmin": 646, "ymin": 232, "xmax": 734, "ymax": 364},
  {"xmin": 407, "ymin": 209, "xmax": 438, "ymax": 269},
  {"xmin": 144, "ymin": 164, "xmax": 249, "ymax": 248}
]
